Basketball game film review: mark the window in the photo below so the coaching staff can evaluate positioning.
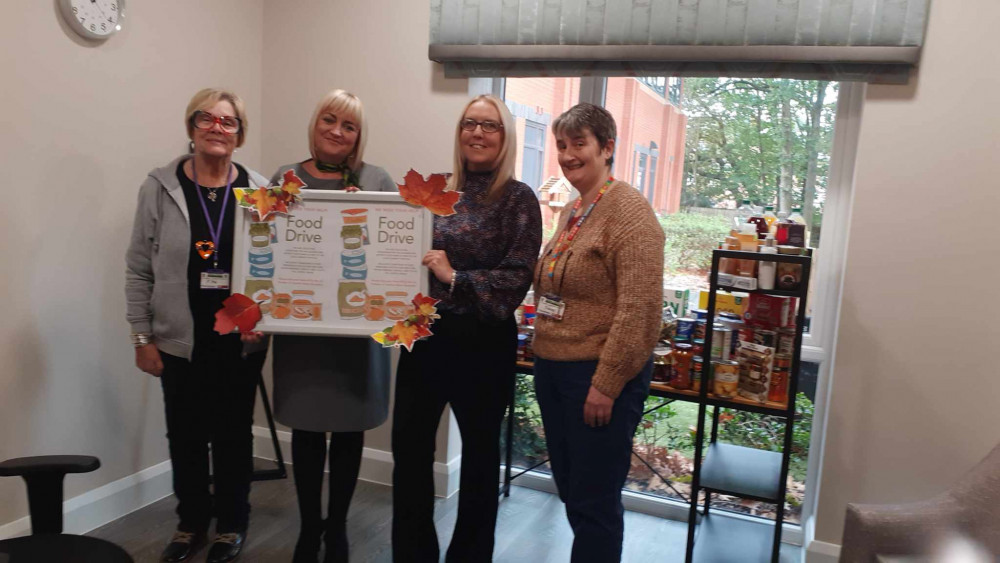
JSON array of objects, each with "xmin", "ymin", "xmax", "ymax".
[
  {"xmin": 493, "ymin": 75, "xmax": 860, "ymax": 532},
  {"xmin": 521, "ymin": 121, "xmax": 546, "ymax": 193},
  {"xmin": 632, "ymin": 141, "xmax": 660, "ymax": 204}
]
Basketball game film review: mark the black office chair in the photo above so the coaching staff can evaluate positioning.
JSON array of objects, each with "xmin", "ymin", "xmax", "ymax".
[{"xmin": 0, "ymin": 455, "xmax": 133, "ymax": 563}]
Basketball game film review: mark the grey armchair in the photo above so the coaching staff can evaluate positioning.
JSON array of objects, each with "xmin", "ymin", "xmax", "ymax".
[{"xmin": 840, "ymin": 441, "xmax": 1000, "ymax": 562}]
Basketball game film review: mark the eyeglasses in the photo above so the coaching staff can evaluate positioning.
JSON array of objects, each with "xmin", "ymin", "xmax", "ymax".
[
  {"xmin": 192, "ymin": 111, "xmax": 241, "ymax": 135},
  {"xmin": 460, "ymin": 118, "xmax": 503, "ymax": 133}
]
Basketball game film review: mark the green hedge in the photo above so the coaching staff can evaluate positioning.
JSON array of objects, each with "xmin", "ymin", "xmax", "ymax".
[{"xmin": 659, "ymin": 212, "xmax": 732, "ymax": 273}]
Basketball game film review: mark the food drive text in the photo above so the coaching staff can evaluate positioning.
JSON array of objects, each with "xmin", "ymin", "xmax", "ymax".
[
  {"xmin": 378, "ymin": 216, "xmax": 415, "ymax": 244},
  {"xmin": 285, "ymin": 215, "xmax": 323, "ymax": 243}
]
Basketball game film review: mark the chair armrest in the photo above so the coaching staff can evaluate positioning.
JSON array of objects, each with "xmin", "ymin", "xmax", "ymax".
[
  {"xmin": 841, "ymin": 497, "xmax": 960, "ymax": 563},
  {"xmin": 0, "ymin": 456, "xmax": 100, "ymax": 477}
]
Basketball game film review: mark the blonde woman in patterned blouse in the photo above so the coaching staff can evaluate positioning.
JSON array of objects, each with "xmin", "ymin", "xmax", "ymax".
[{"xmin": 391, "ymin": 95, "xmax": 542, "ymax": 563}]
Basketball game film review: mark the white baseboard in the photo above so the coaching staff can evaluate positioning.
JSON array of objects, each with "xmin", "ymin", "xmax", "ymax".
[
  {"xmin": 252, "ymin": 425, "xmax": 461, "ymax": 498},
  {"xmin": 0, "ymin": 460, "xmax": 173, "ymax": 540},
  {"xmin": 806, "ymin": 540, "xmax": 842, "ymax": 563}
]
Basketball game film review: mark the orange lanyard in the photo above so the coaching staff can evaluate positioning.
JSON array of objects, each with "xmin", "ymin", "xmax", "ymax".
[{"xmin": 545, "ymin": 177, "xmax": 613, "ymax": 280}]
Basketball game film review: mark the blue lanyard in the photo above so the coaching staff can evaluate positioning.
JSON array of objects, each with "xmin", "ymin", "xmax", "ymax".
[{"xmin": 192, "ymin": 160, "xmax": 233, "ymax": 268}]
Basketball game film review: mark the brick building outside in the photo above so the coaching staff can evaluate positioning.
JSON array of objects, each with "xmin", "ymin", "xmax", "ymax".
[{"xmin": 503, "ymin": 77, "xmax": 687, "ymax": 228}]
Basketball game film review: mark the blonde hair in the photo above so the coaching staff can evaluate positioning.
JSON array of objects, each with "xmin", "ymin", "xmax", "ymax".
[
  {"xmin": 307, "ymin": 89, "xmax": 366, "ymax": 170},
  {"xmin": 184, "ymin": 88, "xmax": 248, "ymax": 148},
  {"xmin": 448, "ymin": 95, "xmax": 517, "ymax": 202}
]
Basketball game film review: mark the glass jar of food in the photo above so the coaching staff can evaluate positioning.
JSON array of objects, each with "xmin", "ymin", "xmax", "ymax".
[
  {"xmin": 652, "ymin": 345, "xmax": 671, "ymax": 383},
  {"xmin": 671, "ymin": 343, "xmax": 693, "ymax": 390},
  {"xmin": 768, "ymin": 353, "xmax": 792, "ymax": 404}
]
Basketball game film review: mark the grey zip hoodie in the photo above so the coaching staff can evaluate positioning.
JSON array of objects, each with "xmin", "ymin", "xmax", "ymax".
[{"xmin": 125, "ymin": 155, "xmax": 269, "ymax": 360}]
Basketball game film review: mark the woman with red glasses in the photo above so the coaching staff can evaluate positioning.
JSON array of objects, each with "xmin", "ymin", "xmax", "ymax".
[{"xmin": 125, "ymin": 88, "xmax": 269, "ymax": 563}]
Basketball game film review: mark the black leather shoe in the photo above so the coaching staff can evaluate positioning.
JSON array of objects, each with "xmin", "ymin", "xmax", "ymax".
[
  {"xmin": 206, "ymin": 531, "xmax": 246, "ymax": 563},
  {"xmin": 161, "ymin": 530, "xmax": 205, "ymax": 562}
]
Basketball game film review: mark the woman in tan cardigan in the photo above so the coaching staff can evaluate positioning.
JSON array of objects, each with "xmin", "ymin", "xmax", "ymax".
[{"xmin": 532, "ymin": 103, "xmax": 665, "ymax": 563}]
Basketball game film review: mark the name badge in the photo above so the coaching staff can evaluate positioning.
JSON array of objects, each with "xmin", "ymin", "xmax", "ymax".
[
  {"xmin": 200, "ymin": 270, "xmax": 230, "ymax": 290},
  {"xmin": 537, "ymin": 294, "xmax": 566, "ymax": 321}
]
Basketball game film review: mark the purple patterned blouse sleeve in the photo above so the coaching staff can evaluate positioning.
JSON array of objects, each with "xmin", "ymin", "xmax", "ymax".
[{"xmin": 430, "ymin": 171, "xmax": 543, "ymax": 321}]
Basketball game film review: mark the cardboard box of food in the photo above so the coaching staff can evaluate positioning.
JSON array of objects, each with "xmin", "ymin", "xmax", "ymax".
[
  {"xmin": 663, "ymin": 287, "xmax": 690, "ymax": 318},
  {"xmin": 745, "ymin": 294, "xmax": 792, "ymax": 329},
  {"xmin": 698, "ymin": 290, "xmax": 749, "ymax": 317}
]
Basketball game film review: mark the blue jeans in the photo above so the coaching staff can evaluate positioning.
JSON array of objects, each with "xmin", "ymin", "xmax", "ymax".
[{"xmin": 534, "ymin": 357, "xmax": 653, "ymax": 563}]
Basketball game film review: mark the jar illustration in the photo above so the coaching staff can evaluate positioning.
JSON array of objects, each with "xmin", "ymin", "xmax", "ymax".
[
  {"xmin": 341, "ymin": 225, "xmax": 364, "ymax": 249},
  {"xmin": 385, "ymin": 291, "xmax": 412, "ymax": 320},
  {"xmin": 365, "ymin": 294, "xmax": 386, "ymax": 321},
  {"xmin": 249, "ymin": 222, "xmax": 271, "ymax": 248},
  {"xmin": 340, "ymin": 208, "xmax": 368, "ymax": 225},
  {"xmin": 245, "ymin": 280, "xmax": 275, "ymax": 314},
  {"xmin": 291, "ymin": 290, "xmax": 315, "ymax": 320},
  {"xmin": 271, "ymin": 293, "xmax": 292, "ymax": 319},
  {"xmin": 338, "ymin": 280, "xmax": 368, "ymax": 319}
]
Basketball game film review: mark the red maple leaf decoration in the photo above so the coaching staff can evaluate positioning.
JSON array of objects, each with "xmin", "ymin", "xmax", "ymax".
[
  {"xmin": 397, "ymin": 170, "xmax": 460, "ymax": 216},
  {"xmin": 214, "ymin": 293, "xmax": 263, "ymax": 335}
]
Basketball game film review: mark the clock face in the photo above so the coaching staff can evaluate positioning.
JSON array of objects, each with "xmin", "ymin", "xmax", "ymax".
[{"xmin": 61, "ymin": 0, "xmax": 124, "ymax": 39}]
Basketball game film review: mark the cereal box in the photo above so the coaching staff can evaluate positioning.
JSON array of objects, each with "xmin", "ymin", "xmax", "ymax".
[
  {"xmin": 698, "ymin": 290, "xmax": 749, "ymax": 317},
  {"xmin": 663, "ymin": 287, "xmax": 690, "ymax": 318}
]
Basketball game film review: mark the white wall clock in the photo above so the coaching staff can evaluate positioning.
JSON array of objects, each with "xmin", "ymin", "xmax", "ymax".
[{"xmin": 58, "ymin": 0, "xmax": 125, "ymax": 40}]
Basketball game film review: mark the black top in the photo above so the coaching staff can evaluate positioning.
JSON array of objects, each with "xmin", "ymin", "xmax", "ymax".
[
  {"xmin": 176, "ymin": 162, "xmax": 249, "ymax": 351},
  {"xmin": 430, "ymin": 171, "xmax": 542, "ymax": 321}
]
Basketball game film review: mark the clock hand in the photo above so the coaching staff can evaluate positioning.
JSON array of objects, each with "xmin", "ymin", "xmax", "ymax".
[{"xmin": 90, "ymin": 0, "xmax": 109, "ymax": 19}]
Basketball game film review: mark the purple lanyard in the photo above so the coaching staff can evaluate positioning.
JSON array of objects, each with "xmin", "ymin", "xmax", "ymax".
[{"xmin": 192, "ymin": 160, "xmax": 233, "ymax": 268}]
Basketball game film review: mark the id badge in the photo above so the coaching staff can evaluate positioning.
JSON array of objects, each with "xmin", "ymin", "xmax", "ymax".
[
  {"xmin": 537, "ymin": 294, "xmax": 566, "ymax": 321},
  {"xmin": 200, "ymin": 270, "xmax": 230, "ymax": 290}
]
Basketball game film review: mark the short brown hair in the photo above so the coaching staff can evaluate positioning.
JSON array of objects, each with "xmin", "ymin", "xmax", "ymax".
[
  {"xmin": 184, "ymin": 88, "xmax": 248, "ymax": 147},
  {"xmin": 552, "ymin": 103, "xmax": 617, "ymax": 166}
]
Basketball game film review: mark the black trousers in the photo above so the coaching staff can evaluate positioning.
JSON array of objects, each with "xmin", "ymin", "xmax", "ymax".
[
  {"xmin": 534, "ymin": 357, "xmax": 652, "ymax": 563},
  {"xmin": 160, "ymin": 346, "xmax": 264, "ymax": 534},
  {"xmin": 391, "ymin": 312, "xmax": 516, "ymax": 563}
]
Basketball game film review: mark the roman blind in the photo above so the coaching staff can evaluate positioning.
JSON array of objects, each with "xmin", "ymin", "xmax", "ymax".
[{"xmin": 429, "ymin": 0, "xmax": 930, "ymax": 82}]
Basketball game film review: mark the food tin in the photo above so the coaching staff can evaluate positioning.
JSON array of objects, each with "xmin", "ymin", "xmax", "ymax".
[
  {"xmin": 676, "ymin": 318, "xmax": 696, "ymax": 340},
  {"xmin": 341, "ymin": 249, "xmax": 366, "ymax": 267},
  {"xmin": 712, "ymin": 360, "xmax": 739, "ymax": 398}
]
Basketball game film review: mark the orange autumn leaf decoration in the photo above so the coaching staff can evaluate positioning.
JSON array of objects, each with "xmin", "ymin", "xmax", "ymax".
[
  {"xmin": 280, "ymin": 169, "xmax": 305, "ymax": 196},
  {"xmin": 214, "ymin": 293, "xmax": 262, "ymax": 335},
  {"xmin": 371, "ymin": 293, "xmax": 440, "ymax": 351},
  {"xmin": 235, "ymin": 170, "xmax": 307, "ymax": 221},
  {"xmin": 397, "ymin": 170, "xmax": 460, "ymax": 217}
]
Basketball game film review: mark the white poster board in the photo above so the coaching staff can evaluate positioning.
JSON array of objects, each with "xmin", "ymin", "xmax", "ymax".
[{"xmin": 232, "ymin": 190, "xmax": 433, "ymax": 336}]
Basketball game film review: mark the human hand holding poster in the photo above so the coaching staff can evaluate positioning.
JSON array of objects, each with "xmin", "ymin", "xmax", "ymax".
[{"xmin": 226, "ymin": 171, "xmax": 448, "ymax": 341}]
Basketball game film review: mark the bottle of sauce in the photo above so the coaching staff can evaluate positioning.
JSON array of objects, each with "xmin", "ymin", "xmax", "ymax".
[{"xmin": 763, "ymin": 205, "xmax": 778, "ymax": 231}]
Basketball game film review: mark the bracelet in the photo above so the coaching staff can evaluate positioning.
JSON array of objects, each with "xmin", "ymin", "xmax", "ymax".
[
  {"xmin": 449, "ymin": 271, "xmax": 457, "ymax": 295},
  {"xmin": 130, "ymin": 333, "xmax": 152, "ymax": 348}
]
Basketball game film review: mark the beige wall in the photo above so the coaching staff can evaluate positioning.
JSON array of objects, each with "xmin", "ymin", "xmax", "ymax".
[
  {"xmin": 258, "ymin": 0, "xmax": 470, "ymax": 460},
  {"xmin": 813, "ymin": 0, "xmax": 1000, "ymax": 545},
  {"xmin": 0, "ymin": 0, "xmax": 263, "ymax": 527}
]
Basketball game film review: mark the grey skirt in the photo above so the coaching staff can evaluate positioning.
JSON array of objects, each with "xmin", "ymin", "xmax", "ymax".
[{"xmin": 272, "ymin": 335, "xmax": 391, "ymax": 432}]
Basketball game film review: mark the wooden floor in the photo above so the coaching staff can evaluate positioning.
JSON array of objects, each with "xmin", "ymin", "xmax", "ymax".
[{"xmin": 87, "ymin": 462, "xmax": 801, "ymax": 562}]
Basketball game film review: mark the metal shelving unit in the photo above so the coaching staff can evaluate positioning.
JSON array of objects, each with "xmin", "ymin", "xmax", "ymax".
[{"xmin": 648, "ymin": 248, "xmax": 812, "ymax": 563}]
